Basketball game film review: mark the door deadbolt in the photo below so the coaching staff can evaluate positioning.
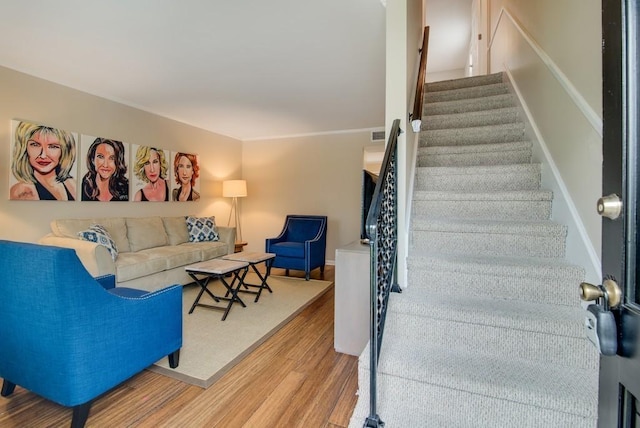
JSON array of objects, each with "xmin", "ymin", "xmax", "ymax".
[{"xmin": 597, "ymin": 194, "xmax": 622, "ymax": 220}]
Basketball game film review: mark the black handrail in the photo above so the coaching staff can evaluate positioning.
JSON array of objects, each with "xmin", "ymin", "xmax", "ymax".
[
  {"xmin": 363, "ymin": 118, "xmax": 401, "ymax": 428},
  {"xmin": 411, "ymin": 26, "xmax": 430, "ymax": 131}
]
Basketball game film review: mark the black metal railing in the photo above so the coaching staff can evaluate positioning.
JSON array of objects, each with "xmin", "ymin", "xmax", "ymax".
[
  {"xmin": 363, "ymin": 24, "xmax": 429, "ymax": 428},
  {"xmin": 363, "ymin": 118, "xmax": 401, "ymax": 428}
]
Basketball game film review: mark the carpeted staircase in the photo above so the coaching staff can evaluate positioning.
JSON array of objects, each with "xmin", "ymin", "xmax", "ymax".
[{"xmin": 349, "ymin": 73, "xmax": 600, "ymax": 427}]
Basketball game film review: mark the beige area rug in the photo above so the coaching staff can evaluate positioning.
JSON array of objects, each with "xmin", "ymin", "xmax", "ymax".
[{"xmin": 148, "ymin": 273, "xmax": 333, "ymax": 388}]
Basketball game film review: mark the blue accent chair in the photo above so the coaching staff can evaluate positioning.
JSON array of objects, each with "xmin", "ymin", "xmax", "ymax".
[
  {"xmin": 265, "ymin": 215, "xmax": 327, "ymax": 280},
  {"xmin": 0, "ymin": 240, "xmax": 182, "ymax": 428}
]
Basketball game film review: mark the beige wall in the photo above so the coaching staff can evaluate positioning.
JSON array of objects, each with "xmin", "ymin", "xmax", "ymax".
[
  {"xmin": 241, "ymin": 131, "xmax": 373, "ymax": 263},
  {"xmin": 0, "ymin": 66, "xmax": 242, "ymax": 243},
  {"xmin": 488, "ymin": 0, "xmax": 602, "ymax": 281}
]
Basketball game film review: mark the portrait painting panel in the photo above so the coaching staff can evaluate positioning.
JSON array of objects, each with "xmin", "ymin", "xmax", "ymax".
[
  {"xmin": 170, "ymin": 151, "xmax": 201, "ymax": 202},
  {"xmin": 80, "ymin": 135, "xmax": 130, "ymax": 202},
  {"xmin": 131, "ymin": 144, "xmax": 170, "ymax": 202},
  {"xmin": 8, "ymin": 120, "xmax": 77, "ymax": 201}
]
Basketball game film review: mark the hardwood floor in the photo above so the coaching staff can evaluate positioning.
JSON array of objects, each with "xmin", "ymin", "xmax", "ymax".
[{"xmin": 0, "ymin": 265, "xmax": 361, "ymax": 428}]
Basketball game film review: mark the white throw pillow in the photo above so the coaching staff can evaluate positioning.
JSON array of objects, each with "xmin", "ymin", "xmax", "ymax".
[{"xmin": 77, "ymin": 224, "xmax": 118, "ymax": 261}]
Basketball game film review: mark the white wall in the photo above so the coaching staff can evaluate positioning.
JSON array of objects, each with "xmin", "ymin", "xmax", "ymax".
[
  {"xmin": 488, "ymin": 1, "xmax": 602, "ymax": 282},
  {"xmin": 385, "ymin": 0, "xmax": 424, "ymax": 288},
  {"xmin": 0, "ymin": 66, "xmax": 242, "ymax": 243}
]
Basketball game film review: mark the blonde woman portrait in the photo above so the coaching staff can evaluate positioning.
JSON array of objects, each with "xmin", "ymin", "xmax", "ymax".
[
  {"xmin": 172, "ymin": 152, "xmax": 200, "ymax": 202},
  {"xmin": 9, "ymin": 121, "xmax": 77, "ymax": 201},
  {"xmin": 133, "ymin": 146, "xmax": 169, "ymax": 202}
]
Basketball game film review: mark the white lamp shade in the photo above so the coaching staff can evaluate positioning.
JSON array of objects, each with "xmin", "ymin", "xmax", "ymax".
[{"xmin": 222, "ymin": 180, "xmax": 247, "ymax": 197}]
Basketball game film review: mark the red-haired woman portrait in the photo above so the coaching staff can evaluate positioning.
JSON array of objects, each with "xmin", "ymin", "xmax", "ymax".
[{"xmin": 172, "ymin": 152, "xmax": 200, "ymax": 202}]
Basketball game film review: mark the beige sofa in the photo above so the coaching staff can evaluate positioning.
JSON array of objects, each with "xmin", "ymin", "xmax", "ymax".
[{"xmin": 39, "ymin": 216, "xmax": 235, "ymax": 292}]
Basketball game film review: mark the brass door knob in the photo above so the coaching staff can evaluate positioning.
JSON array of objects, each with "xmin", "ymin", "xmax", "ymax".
[{"xmin": 580, "ymin": 279, "xmax": 622, "ymax": 309}]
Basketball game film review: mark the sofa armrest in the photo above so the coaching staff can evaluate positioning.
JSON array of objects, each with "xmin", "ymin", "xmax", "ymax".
[
  {"xmin": 216, "ymin": 226, "xmax": 236, "ymax": 254},
  {"xmin": 38, "ymin": 234, "xmax": 116, "ymax": 277}
]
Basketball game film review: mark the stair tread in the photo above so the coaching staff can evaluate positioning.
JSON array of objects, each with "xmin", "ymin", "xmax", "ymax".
[
  {"xmin": 390, "ymin": 289, "xmax": 586, "ymax": 333},
  {"xmin": 417, "ymin": 162, "xmax": 539, "ymax": 175},
  {"xmin": 368, "ymin": 338, "xmax": 598, "ymax": 419},
  {"xmin": 385, "ymin": 306, "xmax": 599, "ymax": 370},
  {"xmin": 424, "ymin": 83, "xmax": 510, "ymax": 102},
  {"xmin": 419, "ymin": 140, "xmax": 531, "ymax": 154},
  {"xmin": 350, "ymin": 375, "xmax": 596, "ymax": 428},
  {"xmin": 411, "ymin": 217, "xmax": 566, "ymax": 235},
  {"xmin": 424, "ymin": 106, "xmax": 519, "ymax": 121},
  {"xmin": 407, "ymin": 252, "xmax": 583, "ymax": 276},
  {"xmin": 425, "ymin": 72, "xmax": 504, "ymax": 92},
  {"xmin": 412, "ymin": 189, "xmax": 553, "ymax": 201}
]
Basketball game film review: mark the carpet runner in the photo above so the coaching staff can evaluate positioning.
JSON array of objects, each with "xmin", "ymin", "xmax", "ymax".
[{"xmin": 349, "ymin": 73, "xmax": 599, "ymax": 427}]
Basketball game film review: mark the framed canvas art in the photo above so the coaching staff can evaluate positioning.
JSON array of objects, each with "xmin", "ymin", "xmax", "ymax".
[
  {"xmin": 131, "ymin": 144, "xmax": 170, "ymax": 202},
  {"xmin": 79, "ymin": 135, "xmax": 130, "ymax": 201},
  {"xmin": 8, "ymin": 120, "xmax": 77, "ymax": 201},
  {"xmin": 170, "ymin": 151, "xmax": 200, "ymax": 202}
]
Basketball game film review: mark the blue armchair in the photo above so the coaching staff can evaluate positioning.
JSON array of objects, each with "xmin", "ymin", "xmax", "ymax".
[
  {"xmin": 265, "ymin": 215, "xmax": 327, "ymax": 280},
  {"xmin": 0, "ymin": 240, "xmax": 182, "ymax": 428}
]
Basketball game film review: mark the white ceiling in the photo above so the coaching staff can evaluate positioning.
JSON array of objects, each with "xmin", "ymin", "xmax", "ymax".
[{"xmin": 0, "ymin": 1, "xmax": 470, "ymax": 141}]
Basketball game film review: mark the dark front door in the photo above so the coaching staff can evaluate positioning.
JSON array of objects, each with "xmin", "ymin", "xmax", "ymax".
[{"xmin": 599, "ymin": 0, "xmax": 640, "ymax": 426}]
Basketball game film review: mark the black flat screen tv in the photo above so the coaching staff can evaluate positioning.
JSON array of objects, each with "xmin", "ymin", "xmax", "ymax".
[{"xmin": 360, "ymin": 169, "xmax": 379, "ymax": 243}]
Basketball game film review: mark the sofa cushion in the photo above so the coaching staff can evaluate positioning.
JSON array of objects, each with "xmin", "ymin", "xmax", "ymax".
[
  {"xmin": 126, "ymin": 217, "xmax": 168, "ymax": 252},
  {"xmin": 77, "ymin": 224, "xmax": 119, "ymax": 261},
  {"xmin": 182, "ymin": 241, "xmax": 228, "ymax": 260},
  {"xmin": 145, "ymin": 245, "xmax": 202, "ymax": 269},
  {"xmin": 186, "ymin": 216, "xmax": 219, "ymax": 242},
  {"xmin": 162, "ymin": 216, "xmax": 189, "ymax": 246},
  {"xmin": 51, "ymin": 217, "xmax": 131, "ymax": 253},
  {"xmin": 115, "ymin": 252, "xmax": 169, "ymax": 283}
]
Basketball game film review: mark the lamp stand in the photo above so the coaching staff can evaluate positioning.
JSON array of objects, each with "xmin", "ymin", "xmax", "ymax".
[{"xmin": 227, "ymin": 196, "xmax": 243, "ymax": 243}]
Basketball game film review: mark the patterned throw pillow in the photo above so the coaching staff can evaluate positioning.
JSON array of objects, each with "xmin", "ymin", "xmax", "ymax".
[
  {"xmin": 185, "ymin": 216, "xmax": 219, "ymax": 242},
  {"xmin": 77, "ymin": 224, "xmax": 119, "ymax": 261}
]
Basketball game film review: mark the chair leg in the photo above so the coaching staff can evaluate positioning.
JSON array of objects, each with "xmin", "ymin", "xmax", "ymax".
[
  {"xmin": 71, "ymin": 401, "xmax": 92, "ymax": 428},
  {"xmin": 305, "ymin": 271, "xmax": 310, "ymax": 281},
  {"xmin": 285, "ymin": 269, "xmax": 289, "ymax": 276},
  {"xmin": 320, "ymin": 265, "xmax": 325, "ymax": 279},
  {"xmin": 168, "ymin": 349, "xmax": 180, "ymax": 368},
  {"xmin": 1, "ymin": 380, "xmax": 16, "ymax": 397}
]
